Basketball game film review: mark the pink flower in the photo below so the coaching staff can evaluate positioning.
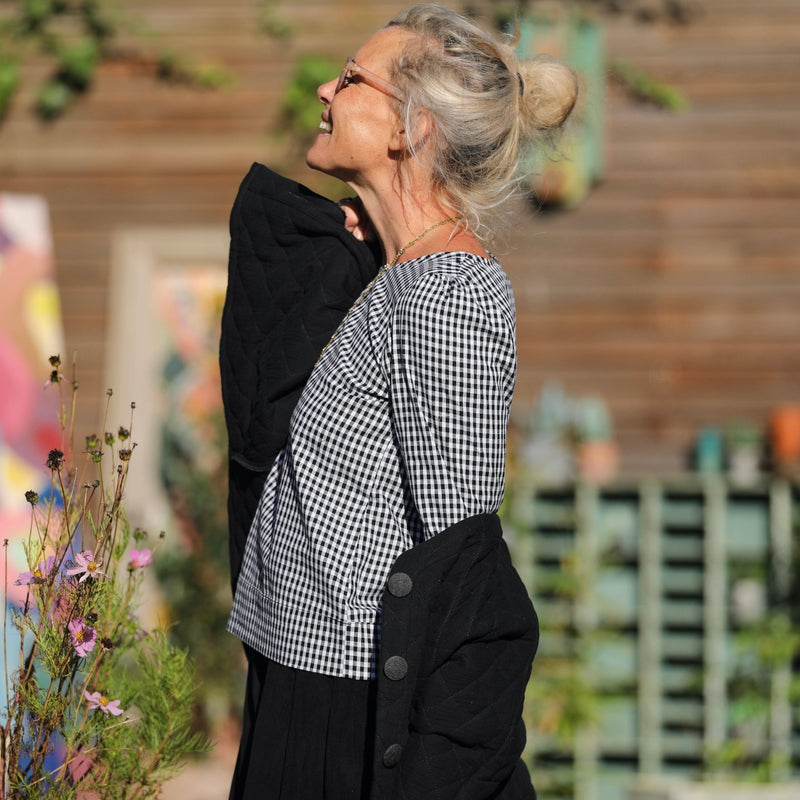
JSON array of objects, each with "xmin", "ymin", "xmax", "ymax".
[
  {"xmin": 66, "ymin": 551, "xmax": 106, "ymax": 582},
  {"xmin": 15, "ymin": 556, "xmax": 55, "ymax": 586},
  {"xmin": 84, "ymin": 690, "xmax": 124, "ymax": 716},
  {"xmin": 66, "ymin": 750, "xmax": 93, "ymax": 783},
  {"xmin": 68, "ymin": 618, "xmax": 97, "ymax": 658},
  {"xmin": 129, "ymin": 548, "xmax": 153, "ymax": 568}
]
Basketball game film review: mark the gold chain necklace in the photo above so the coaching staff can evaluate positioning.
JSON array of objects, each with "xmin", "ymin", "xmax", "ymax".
[{"xmin": 315, "ymin": 216, "xmax": 460, "ymax": 366}]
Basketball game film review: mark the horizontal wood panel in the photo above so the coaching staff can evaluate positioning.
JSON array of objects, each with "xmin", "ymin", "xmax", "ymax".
[
  {"xmin": 516, "ymin": 309, "xmax": 800, "ymax": 340},
  {"xmin": 1, "ymin": 0, "xmax": 798, "ymax": 474}
]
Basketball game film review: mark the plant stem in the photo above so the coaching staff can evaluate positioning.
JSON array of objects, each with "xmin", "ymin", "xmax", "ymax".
[
  {"xmin": 67, "ymin": 354, "xmax": 78, "ymax": 464},
  {"xmin": 3, "ymin": 541, "xmax": 9, "ymax": 728},
  {"xmin": 128, "ymin": 713, "xmax": 177, "ymax": 800}
]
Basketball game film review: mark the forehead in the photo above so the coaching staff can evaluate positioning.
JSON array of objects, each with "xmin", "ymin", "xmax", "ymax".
[{"xmin": 353, "ymin": 26, "xmax": 418, "ymax": 71}]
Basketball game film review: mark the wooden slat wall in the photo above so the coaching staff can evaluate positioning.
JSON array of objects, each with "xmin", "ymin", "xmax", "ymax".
[
  {"xmin": 1, "ymin": 0, "xmax": 798, "ymax": 474},
  {"xmin": 509, "ymin": 0, "xmax": 800, "ymax": 472}
]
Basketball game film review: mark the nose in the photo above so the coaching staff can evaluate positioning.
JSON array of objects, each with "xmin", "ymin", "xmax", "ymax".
[{"xmin": 318, "ymin": 76, "xmax": 338, "ymax": 105}]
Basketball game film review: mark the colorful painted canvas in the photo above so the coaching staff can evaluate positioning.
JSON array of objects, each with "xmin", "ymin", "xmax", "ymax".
[{"xmin": 0, "ymin": 193, "xmax": 64, "ymax": 679}]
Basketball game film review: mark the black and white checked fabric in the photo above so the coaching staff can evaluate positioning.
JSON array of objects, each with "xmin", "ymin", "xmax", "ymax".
[{"xmin": 227, "ymin": 251, "xmax": 517, "ymax": 679}]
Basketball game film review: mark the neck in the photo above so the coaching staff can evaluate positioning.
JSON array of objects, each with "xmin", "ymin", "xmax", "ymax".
[
  {"xmin": 389, "ymin": 216, "xmax": 461, "ymax": 267},
  {"xmin": 349, "ymin": 176, "xmax": 484, "ymax": 265}
]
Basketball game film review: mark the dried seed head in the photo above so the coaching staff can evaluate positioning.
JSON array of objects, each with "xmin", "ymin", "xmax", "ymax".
[
  {"xmin": 46, "ymin": 450, "xmax": 64, "ymax": 471},
  {"xmin": 25, "ymin": 490, "xmax": 39, "ymax": 505}
]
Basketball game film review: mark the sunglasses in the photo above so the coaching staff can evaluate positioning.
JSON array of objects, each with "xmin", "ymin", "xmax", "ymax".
[{"xmin": 334, "ymin": 57, "xmax": 404, "ymax": 102}]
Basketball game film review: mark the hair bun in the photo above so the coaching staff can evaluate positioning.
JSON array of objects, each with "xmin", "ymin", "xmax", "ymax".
[{"xmin": 518, "ymin": 57, "xmax": 579, "ymax": 132}]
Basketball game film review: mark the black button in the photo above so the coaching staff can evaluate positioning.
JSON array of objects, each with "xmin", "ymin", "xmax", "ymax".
[
  {"xmin": 387, "ymin": 572, "xmax": 413, "ymax": 597},
  {"xmin": 383, "ymin": 655, "xmax": 408, "ymax": 680},
  {"xmin": 383, "ymin": 743, "xmax": 403, "ymax": 767}
]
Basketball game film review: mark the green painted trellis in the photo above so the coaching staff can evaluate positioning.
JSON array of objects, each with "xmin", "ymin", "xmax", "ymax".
[{"xmin": 506, "ymin": 477, "xmax": 800, "ymax": 800}]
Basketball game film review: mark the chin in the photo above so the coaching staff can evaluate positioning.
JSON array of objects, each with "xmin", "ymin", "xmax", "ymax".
[
  {"xmin": 305, "ymin": 151, "xmax": 321, "ymax": 173},
  {"xmin": 306, "ymin": 136, "xmax": 332, "ymax": 174}
]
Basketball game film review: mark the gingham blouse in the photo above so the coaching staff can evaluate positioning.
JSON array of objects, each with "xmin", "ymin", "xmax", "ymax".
[{"xmin": 227, "ymin": 251, "xmax": 517, "ymax": 679}]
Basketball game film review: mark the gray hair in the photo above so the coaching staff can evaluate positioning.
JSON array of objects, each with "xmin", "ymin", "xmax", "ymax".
[{"xmin": 387, "ymin": 4, "xmax": 578, "ymax": 243}]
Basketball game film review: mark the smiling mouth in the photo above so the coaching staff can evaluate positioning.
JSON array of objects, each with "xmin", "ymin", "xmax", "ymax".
[{"xmin": 319, "ymin": 120, "xmax": 332, "ymax": 133}]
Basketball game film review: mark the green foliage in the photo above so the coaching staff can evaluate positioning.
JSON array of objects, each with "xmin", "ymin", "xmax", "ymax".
[
  {"xmin": 704, "ymin": 612, "xmax": 800, "ymax": 780},
  {"xmin": 1, "ymin": 358, "xmax": 208, "ymax": 798},
  {"xmin": 0, "ymin": 57, "xmax": 21, "ymax": 118},
  {"xmin": 280, "ymin": 55, "xmax": 337, "ymax": 143},
  {"xmin": 56, "ymin": 39, "xmax": 100, "ymax": 90},
  {"xmin": 511, "ymin": 516, "xmax": 601, "ymax": 789},
  {"xmin": 35, "ymin": 77, "xmax": 74, "ymax": 119},
  {"xmin": 156, "ymin": 412, "xmax": 245, "ymax": 733},
  {"xmin": 156, "ymin": 50, "xmax": 235, "ymax": 90},
  {"xmin": 258, "ymin": 1, "xmax": 293, "ymax": 39},
  {"xmin": 609, "ymin": 58, "xmax": 689, "ymax": 111},
  {"xmin": 0, "ymin": 0, "xmax": 234, "ymax": 122},
  {"xmin": 1, "ymin": 0, "xmax": 116, "ymax": 119},
  {"xmin": 524, "ymin": 654, "xmax": 597, "ymax": 746},
  {"xmin": 483, "ymin": 0, "xmax": 696, "ymax": 29},
  {"xmin": 96, "ymin": 632, "xmax": 210, "ymax": 798}
]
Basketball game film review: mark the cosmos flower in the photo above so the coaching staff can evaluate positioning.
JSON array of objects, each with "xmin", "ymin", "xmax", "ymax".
[
  {"xmin": 66, "ymin": 551, "xmax": 106, "ymax": 582},
  {"xmin": 129, "ymin": 549, "xmax": 153, "ymax": 569},
  {"xmin": 15, "ymin": 556, "xmax": 55, "ymax": 586},
  {"xmin": 84, "ymin": 690, "xmax": 124, "ymax": 716},
  {"xmin": 68, "ymin": 618, "xmax": 97, "ymax": 658}
]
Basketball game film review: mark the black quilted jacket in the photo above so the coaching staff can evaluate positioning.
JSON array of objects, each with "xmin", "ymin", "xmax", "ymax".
[
  {"xmin": 220, "ymin": 163, "xmax": 380, "ymax": 591},
  {"xmin": 221, "ymin": 164, "xmax": 538, "ymax": 798},
  {"xmin": 372, "ymin": 513, "xmax": 538, "ymax": 799}
]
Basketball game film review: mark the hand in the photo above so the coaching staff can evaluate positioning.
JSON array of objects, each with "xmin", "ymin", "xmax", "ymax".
[{"xmin": 338, "ymin": 197, "xmax": 376, "ymax": 243}]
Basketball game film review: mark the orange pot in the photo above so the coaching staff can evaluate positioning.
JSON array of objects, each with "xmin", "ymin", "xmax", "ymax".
[
  {"xmin": 576, "ymin": 440, "xmax": 619, "ymax": 484},
  {"xmin": 770, "ymin": 404, "xmax": 800, "ymax": 462}
]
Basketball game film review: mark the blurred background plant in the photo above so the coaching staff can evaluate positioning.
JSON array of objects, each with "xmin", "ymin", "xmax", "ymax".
[
  {"xmin": 0, "ymin": 0, "xmax": 234, "ymax": 120},
  {"xmin": 156, "ymin": 409, "xmax": 245, "ymax": 738},
  {"xmin": 279, "ymin": 54, "xmax": 336, "ymax": 149},
  {"xmin": 139, "ymin": 268, "xmax": 246, "ymax": 743}
]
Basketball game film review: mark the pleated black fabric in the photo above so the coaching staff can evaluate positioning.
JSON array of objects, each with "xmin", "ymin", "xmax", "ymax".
[{"xmin": 229, "ymin": 646, "xmax": 376, "ymax": 800}]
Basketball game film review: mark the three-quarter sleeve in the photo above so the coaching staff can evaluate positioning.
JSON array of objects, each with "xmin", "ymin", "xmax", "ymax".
[{"xmin": 383, "ymin": 269, "xmax": 516, "ymax": 538}]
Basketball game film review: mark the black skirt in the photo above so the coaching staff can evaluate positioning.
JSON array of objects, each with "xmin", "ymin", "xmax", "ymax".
[{"xmin": 229, "ymin": 646, "xmax": 377, "ymax": 800}]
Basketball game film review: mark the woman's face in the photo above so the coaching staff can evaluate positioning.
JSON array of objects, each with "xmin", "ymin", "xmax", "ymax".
[{"xmin": 306, "ymin": 27, "xmax": 415, "ymax": 183}]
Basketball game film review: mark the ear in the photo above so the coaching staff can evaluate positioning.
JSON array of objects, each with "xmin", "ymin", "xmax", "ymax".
[
  {"xmin": 387, "ymin": 124, "xmax": 406, "ymax": 153},
  {"xmin": 388, "ymin": 109, "xmax": 434, "ymax": 153}
]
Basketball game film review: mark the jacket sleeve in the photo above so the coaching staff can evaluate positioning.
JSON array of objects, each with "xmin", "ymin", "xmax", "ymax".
[
  {"xmin": 371, "ymin": 515, "xmax": 538, "ymax": 800},
  {"xmin": 220, "ymin": 163, "xmax": 379, "ymax": 590}
]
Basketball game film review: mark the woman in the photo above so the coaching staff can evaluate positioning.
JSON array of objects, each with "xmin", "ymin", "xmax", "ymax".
[{"xmin": 225, "ymin": 4, "xmax": 577, "ymax": 798}]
